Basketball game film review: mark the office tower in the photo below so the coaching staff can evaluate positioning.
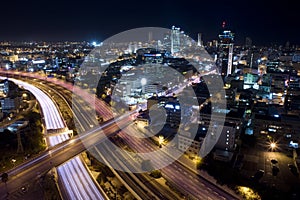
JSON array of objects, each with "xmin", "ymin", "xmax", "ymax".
[
  {"xmin": 198, "ymin": 33, "xmax": 203, "ymax": 47},
  {"xmin": 217, "ymin": 22, "xmax": 234, "ymax": 76},
  {"xmin": 171, "ymin": 26, "xmax": 181, "ymax": 54}
]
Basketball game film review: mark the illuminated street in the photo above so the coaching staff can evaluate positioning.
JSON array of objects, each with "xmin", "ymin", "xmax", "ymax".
[
  {"xmin": 1, "ymin": 6, "xmax": 300, "ymax": 198},
  {"xmin": 3, "ymin": 78, "xmax": 106, "ymax": 200}
]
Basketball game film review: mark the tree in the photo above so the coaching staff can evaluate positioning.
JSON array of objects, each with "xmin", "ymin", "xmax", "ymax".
[
  {"xmin": 150, "ymin": 170, "xmax": 162, "ymax": 178},
  {"xmin": 1, "ymin": 173, "xmax": 9, "ymax": 195},
  {"xmin": 0, "ymin": 129, "xmax": 14, "ymax": 145},
  {"xmin": 28, "ymin": 112, "xmax": 40, "ymax": 124}
]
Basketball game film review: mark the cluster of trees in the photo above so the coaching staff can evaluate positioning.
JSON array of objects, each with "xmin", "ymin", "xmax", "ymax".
[
  {"xmin": 0, "ymin": 111, "xmax": 45, "ymax": 158},
  {"xmin": 23, "ymin": 111, "xmax": 45, "ymax": 153}
]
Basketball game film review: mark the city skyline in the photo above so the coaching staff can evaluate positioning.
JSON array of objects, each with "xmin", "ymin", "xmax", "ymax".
[
  {"xmin": 1, "ymin": 1, "xmax": 300, "ymax": 199},
  {"xmin": 1, "ymin": 0, "xmax": 299, "ymax": 45},
  {"xmin": 1, "ymin": 25, "xmax": 300, "ymax": 199}
]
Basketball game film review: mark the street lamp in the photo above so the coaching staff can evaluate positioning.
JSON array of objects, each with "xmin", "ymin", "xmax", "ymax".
[
  {"xmin": 270, "ymin": 141, "xmax": 277, "ymax": 151},
  {"xmin": 11, "ymin": 159, "xmax": 16, "ymax": 167},
  {"xmin": 22, "ymin": 93, "xmax": 28, "ymax": 100},
  {"xmin": 158, "ymin": 135, "xmax": 164, "ymax": 148}
]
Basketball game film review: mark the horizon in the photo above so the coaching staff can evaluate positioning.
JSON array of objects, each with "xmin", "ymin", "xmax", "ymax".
[{"xmin": 1, "ymin": 0, "xmax": 299, "ymax": 46}]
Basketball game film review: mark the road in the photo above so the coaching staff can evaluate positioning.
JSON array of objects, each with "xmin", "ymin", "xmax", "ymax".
[
  {"xmin": 94, "ymin": 139, "xmax": 181, "ymax": 200},
  {"xmin": 57, "ymin": 156, "xmax": 105, "ymax": 200},
  {"xmin": 117, "ymin": 125, "xmax": 239, "ymax": 200},
  {"xmin": 7, "ymin": 78, "xmax": 65, "ymax": 130},
  {"xmin": 0, "ymin": 112, "xmax": 133, "ymax": 199},
  {"xmin": 35, "ymin": 73, "xmax": 234, "ymax": 200},
  {"xmin": 0, "ymin": 69, "xmax": 237, "ymax": 200},
  {"xmin": 6, "ymin": 73, "xmax": 164, "ymax": 200},
  {"xmin": 37, "ymin": 76, "xmax": 197, "ymax": 200},
  {"xmin": 2, "ymin": 78, "xmax": 106, "ymax": 200},
  {"xmin": 33, "ymin": 77, "xmax": 186, "ymax": 200}
]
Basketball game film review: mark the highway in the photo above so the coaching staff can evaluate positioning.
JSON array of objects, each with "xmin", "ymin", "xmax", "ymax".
[
  {"xmin": 5, "ymin": 73, "xmax": 155, "ymax": 200},
  {"xmin": 0, "ymin": 70, "xmax": 238, "ymax": 200},
  {"xmin": 1, "ymin": 75, "xmax": 171, "ymax": 199},
  {"xmin": 57, "ymin": 156, "xmax": 105, "ymax": 200},
  {"xmin": 0, "ymin": 110, "xmax": 131, "ymax": 199},
  {"xmin": 2, "ymin": 77, "xmax": 106, "ymax": 200},
  {"xmin": 94, "ymin": 140, "xmax": 183, "ymax": 200},
  {"xmin": 28, "ymin": 77, "xmax": 182, "ymax": 200},
  {"xmin": 118, "ymin": 126, "xmax": 239, "ymax": 200},
  {"xmin": 30, "ymin": 77, "xmax": 199, "ymax": 200},
  {"xmin": 5, "ymin": 78, "xmax": 65, "ymax": 130}
]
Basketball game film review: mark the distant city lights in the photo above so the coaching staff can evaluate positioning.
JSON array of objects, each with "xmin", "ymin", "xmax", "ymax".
[
  {"xmin": 140, "ymin": 78, "xmax": 147, "ymax": 86},
  {"xmin": 91, "ymin": 41, "xmax": 102, "ymax": 47}
]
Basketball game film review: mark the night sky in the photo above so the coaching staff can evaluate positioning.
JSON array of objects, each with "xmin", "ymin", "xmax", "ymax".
[{"xmin": 1, "ymin": 0, "xmax": 300, "ymax": 45}]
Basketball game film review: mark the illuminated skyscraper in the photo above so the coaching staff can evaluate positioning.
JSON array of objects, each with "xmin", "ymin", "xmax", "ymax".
[
  {"xmin": 217, "ymin": 22, "xmax": 234, "ymax": 76},
  {"xmin": 198, "ymin": 33, "xmax": 203, "ymax": 47},
  {"xmin": 171, "ymin": 26, "xmax": 181, "ymax": 54}
]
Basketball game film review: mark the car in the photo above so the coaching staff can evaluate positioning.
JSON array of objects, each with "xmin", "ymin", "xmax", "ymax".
[
  {"xmin": 285, "ymin": 134, "xmax": 292, "ymax": 138},
  {"xmin": 21, "ymin": 186, "xmax": 27, "ymax": 193},
  {"xmin": 288, "ymin": 164, "xmax": 299, "ymax": 176},
  {"xmin": 251, "ymin": 169, "xmax": 264, "ymax": 181},
  {"xmin": 271, "ymin": 158, "xmax": 278, "ymax": 164}
]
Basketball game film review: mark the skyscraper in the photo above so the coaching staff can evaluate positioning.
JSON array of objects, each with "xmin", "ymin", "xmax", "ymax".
[
  {"xmin": 198, "ymin": 33, "xmax": 203, "ymax": 47},
  {"xmin": 217, "ymin": 22, "xmax": 234, "ymax": 76},
  {"xmin": 171, "ymin": 26, "xmax": 181, "ymax": 54}
]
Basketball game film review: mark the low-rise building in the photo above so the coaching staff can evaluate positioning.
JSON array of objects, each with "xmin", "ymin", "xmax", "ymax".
[
  {"xmin": 0, "ymin": 96, "xmax": 21, "ymax": 114},
  {"xmin": 147, "ymin": 95, "xmax": 181, "ymax": 128},
  {"xmin": 177, "ymin": 125, "xmax": 206, "ymax": 159}
]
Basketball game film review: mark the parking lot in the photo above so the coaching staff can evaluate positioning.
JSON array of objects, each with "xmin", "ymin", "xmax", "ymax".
[{"xmin": 240, "ymin": 146, "xmax": 300, "ymax": 192}]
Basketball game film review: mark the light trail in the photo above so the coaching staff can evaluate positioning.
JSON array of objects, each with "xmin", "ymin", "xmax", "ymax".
[
  {"xmin": 2, "ymin": 77, "xmax": 105, "ymax": 200},
  {"xmin": 2, "ymin": 77, "xmax": 65, "ymax": 130},
  {"xmin": 0, "ymin": 70, "xmax": 237, "ymax": 200}
]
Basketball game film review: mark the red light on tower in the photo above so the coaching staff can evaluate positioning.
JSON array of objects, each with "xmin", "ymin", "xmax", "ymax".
[{"xmin": 222, "ymin": 21, "xmax": 226, "ymax": 29}]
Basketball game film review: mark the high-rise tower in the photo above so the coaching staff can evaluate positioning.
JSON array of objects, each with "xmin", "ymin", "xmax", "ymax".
[
  {"xmin": 197, "ymin": 33, "xmax": 203, "ymax": 47},
  {"xmin": 171, "ymin": 26, "xmax": 181, "ymax": 54},
  {"xmin": 217, "ymin": 22, "xmax": 234, "ymax": 76}
]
